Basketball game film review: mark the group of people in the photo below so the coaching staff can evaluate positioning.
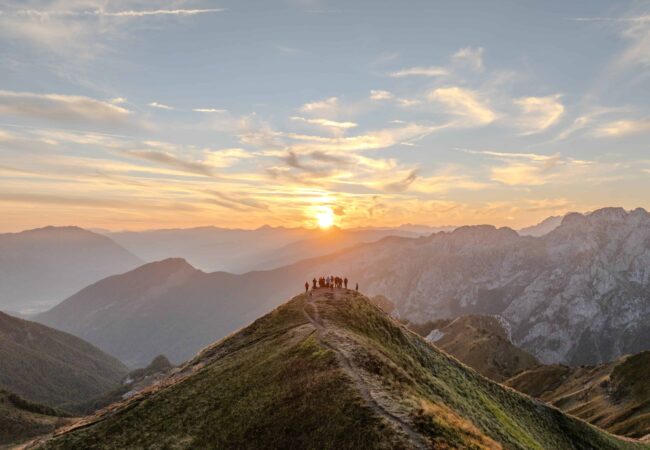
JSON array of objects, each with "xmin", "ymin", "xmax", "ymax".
[{"xmin": 304, "ymin": 275, "xmax": 358, "ymax": 293}]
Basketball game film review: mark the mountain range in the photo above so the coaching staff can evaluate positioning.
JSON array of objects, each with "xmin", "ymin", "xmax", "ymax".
[
  {"xmin": 105, "ymin": 225, "xmax": 441, "ymax": 273},
  {"xmin": 0, "ymin": 226, "xmax": 142, "ymax": 313},
  {"xmin": 36, "ymin": 207, "xmax": 650, "ymax": 369},
  {"xmin": 31, "ymin": 290, "xmax": 643, "ymax": 449}
]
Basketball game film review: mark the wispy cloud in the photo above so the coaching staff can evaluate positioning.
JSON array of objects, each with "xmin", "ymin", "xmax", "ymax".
[
  {"xmin": 428, "ymin": 87, "xmax": 496, "ymax": 126},
  {"xmin": 467, "ymin": 149, "xmax": 593, "ymax": 186},
  {"xmin": 291, "ymin": 116, "xmax": 358, "ymax": 130},
  {"xmin": 514, "ymin": 94, "xmax": 564, "ymax": 134},
  {"xmin": 389, "ymin": 66, "xmax": 448, "ymax": 77},
  {"xmin": 0, "ymin": 90, "xmax": 132, "ymax": 125},
  {"xmin": 148, "ymin": 101, "xmax": 175, "ymax": 110},
  {"xmin": 592, "ymin": 118, "xmax": 650, "ymax": 137},
  {"xmin": 14, "ymin": 8, "xmax": 225, "ymax": 18},
  {"xmin": 452, "ymin": 46, "xmax": 484, "ymax": 71},
  {"xmin": 369, "ymin": 90, "xmax": 393, "ymax": 101},
  {"xmin": 299, "ymin": 97, "xmax": 339, "ymax": 113},
  {"xmin": 193, "ymin": 108, "xmax": 227, "ymax": 113}
]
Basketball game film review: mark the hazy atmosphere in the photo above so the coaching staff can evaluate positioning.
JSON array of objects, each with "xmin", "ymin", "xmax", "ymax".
[
  {"xmin": 2, "ymin": 2, "xmax": 650, "ymax": 449},
  {"xmin": 2, "ymin": 0, "xmax": 650, "ymax": 231}
]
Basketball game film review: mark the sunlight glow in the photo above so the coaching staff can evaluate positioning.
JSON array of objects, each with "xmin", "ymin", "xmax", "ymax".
[{"xmin": 316, "ymin": 207, "xmax": 335, "ymax": 229}]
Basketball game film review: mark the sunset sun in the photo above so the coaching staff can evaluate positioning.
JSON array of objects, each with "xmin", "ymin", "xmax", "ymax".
[{"xmin": 316, "ymin": 207, "xmax": 335, "ymax": 229}]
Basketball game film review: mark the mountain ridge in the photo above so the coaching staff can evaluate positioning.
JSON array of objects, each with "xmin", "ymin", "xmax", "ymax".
[{"xmin": 31, "ymin": 289, "xmax": 645, "ymax": 449}]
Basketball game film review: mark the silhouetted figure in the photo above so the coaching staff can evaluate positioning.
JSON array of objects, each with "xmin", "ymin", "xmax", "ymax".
[
  {"xmin": 344, "ymin": 277, "xmax": 348, "ymax": 289},
  {"xmin": 305, "ymin": 282, "xmax": 309, "ymax": 293},
  {"xmin": 355, "ymin": 283, "xmax": 358, "ymax": 292},
  {"xmin": 312, "ymin": 278, "xmax": 317, "ymax": 289}
]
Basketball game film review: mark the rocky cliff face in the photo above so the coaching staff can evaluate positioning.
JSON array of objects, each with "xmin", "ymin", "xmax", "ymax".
[{"xmin": 317, "ymin": 207, "xmax": 650, "ymax": 366}]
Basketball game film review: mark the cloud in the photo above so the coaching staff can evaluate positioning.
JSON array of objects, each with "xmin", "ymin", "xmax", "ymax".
[
  {"xmin": 572, "ymin": 14, "xmax": 650, "ymax": 77},
  {"xmin": 370, "ymin": 90, "xmax": 393, "ymax": 101},
  {"xmin": 285, "ymin": 123, "xmax": 440, "ymax": 153},
  {"xmin": 389, "ymin": 66, "xmax": 448, "ymax": 77},
  {"xmin": 468, "ymin": 150, "xmax": 592, "ymax": 186},
  {"xmin": 291, "ymin": 116, "xmax": 358, "ymax": 130},
  {"xmin": 592, "ymin": 118, "xmax": 650, "ymax": 137},
  {"xmin": 203, "ymin": 148, "xmax": 253, "ymax": 168},
  {"xmin": 0, "ymin": 90, "xmax": 132, "ymax": 125},
  {"xmin": 299, "ymin": 97, "xmax": 339, "ymax": 113},
  {"xmin": 514, "ymin": 94, "xmax": 564, "ymax": 134},
  {"xmin": 428, "ymin": 87, "xmax": 496, "ymax": 125},
  {"xmin": 193, "ymin": 108, "xmax": 227, "ymax": 113},
  {"xmin": 452, "ymin": 46, "xmax": 484, "ymax": 71},
  {"xmin": 13, "ymin": 8, "xmax": 225, "ymax": 18},
  {"xmin": 383, "ymin": 169, "xmax": 418, "ymax": 192},
  {"xmin": 125, "ymin": 150, "xmax": 215, "ymax": 177},
  {"xmin": 0, "ymin": 3, "xmax": 223, "ymax": 60},
  {"xmin": 149, "ymin": 101, "xmax": 175, "ymax": 110}
]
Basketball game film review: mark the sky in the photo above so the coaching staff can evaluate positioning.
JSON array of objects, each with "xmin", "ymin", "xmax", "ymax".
[{"xmin": 1, "ymin": 0, "xmax": 649, "ymax": 232}]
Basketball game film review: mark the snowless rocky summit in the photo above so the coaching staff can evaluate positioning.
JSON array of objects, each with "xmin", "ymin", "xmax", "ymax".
[{"xmin": 323, "ymin": 207, "xmax": 650, "ymax": 365}]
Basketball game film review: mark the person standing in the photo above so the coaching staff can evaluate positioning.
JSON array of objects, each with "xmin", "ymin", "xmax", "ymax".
[
  {"xmin": 305, "ymin": 282, "xmax": 309, "ymax": 293},
  {"xmin": 344, "ymin": 277, "xmax": 348, "ymax": 289},
  {"xmin": 355, "ymin": 283, "xmax": 358, "ymax": 292}
]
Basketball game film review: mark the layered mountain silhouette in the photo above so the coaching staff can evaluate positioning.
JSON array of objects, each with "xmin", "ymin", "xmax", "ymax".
[
  {"xmin": 36, "ymin": 207, "xmax": 650, "ymax": 369},
  {"xmin": 32, "ymin": 290, "xmax": 642, "ymax": 449},
  {"xmin": 36, "ymin": 258, "xmax": 304, "ymax": 367},
  {"xmin": 106, "ymin": 225, "xmax": 426, "ymax": 273},
  {"xmin": 0, "ymin": 226, "xmax": 142, "ymax": 313},
  {"xmin": 0, "ymin": 311, "xmax": 127, "ymax": 408}
]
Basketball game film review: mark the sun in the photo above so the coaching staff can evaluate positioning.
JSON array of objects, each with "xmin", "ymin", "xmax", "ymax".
[{"xmin": 316, "ymin": 207, "xmax": 335, "ymax": 229}]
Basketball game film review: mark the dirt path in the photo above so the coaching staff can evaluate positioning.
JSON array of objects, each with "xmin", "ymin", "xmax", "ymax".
[{"xmin": 302, "ymin": 290, "xmax": 429, "ymax": 449}]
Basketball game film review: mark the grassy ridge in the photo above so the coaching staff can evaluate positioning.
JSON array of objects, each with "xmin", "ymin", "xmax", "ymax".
[{"xmin": 37, "ymin": 292, "xmax": 647, "ymax": 449}]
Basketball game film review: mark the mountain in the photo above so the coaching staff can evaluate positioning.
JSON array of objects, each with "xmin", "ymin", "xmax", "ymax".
[
  {"xmin": 421, "ymin": 315, "xmax": 541, "ymax": 382},
  {"xmin": 0, "ymin": 311, "xmax": 128, "ymax": 408},
  {"xmin": 506, "ymin": 351, "xmax": 650, "ymax": 439},
  {"xmin": 0, "ymin": 226, "xmax": 143, "ymax": 313},
  {"xmin": 32, "ymin": 290, "xmax": 642, "ymax": 450},
  {"xmin": 518, "ymin": 215, "xmax": 563, "ymax": 236},
  {"xmin": 37, "ymin": 207, "xmax": 650, "ymax": 369},
  {"xmin": 106, "ymin": 225, "xmax": 419, "ymax": 273},
  {"xmin": 35, "ymin": 258, "xmax": 305, "ymax": 368},
  {"xmin": 0, "ymin": 389, "xmax": 73, "ymax": 447},
  {"xmin": 297, "ymin": 207, "xmax": 650, "ymax": 366}
]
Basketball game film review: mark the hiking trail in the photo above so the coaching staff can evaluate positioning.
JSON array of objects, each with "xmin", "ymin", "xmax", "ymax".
[{"xmin": 302, "ymin": 289, "xmax": 428, "ymax": 450}]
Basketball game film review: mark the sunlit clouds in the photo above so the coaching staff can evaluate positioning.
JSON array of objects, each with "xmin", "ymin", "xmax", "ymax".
[{"xmin": 1, "ymin": 1, "xmax": 650, "ymax": 231}]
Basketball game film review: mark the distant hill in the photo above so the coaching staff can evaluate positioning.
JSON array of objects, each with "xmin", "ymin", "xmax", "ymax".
[
  {"xmin": 421, "ymin": 315, "xmax": 541, "ymax": 381},
  {"xmin": 36, "ymin": 258, "xmax": 305, "ymax": 368},
  {"xmin": 506, "ymin": 351, "xmax": 650, "ymax": 439},
  {"xmin": 34, "ymin": 290, "xmax": 641, "ymax": 449},
  {"xmin": 0, "ymin": 226, "xmax": 142, "ymax": 313},
  {"xmin": 106, "ymin": 225, "xmax": 419, "ymax": 273},
  {"xmin": 0, "ymin": 311, "xmax": 128, "ymax": 408},
  {"xmin": 0, "ymin": 389, "xmax": 73, "ymax": 447}
]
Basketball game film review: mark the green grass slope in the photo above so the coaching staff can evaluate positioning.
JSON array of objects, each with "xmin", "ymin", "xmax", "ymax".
[
  {"xmin": 0, "ymin": 389, "xmax": 73, "ymax": 447},
  {"xmin": 507, "ymin": 351, "xmax": 650, "ymax": 439},
  {"xmin": 0, "ymin": 311, "xmax": 128, "ymax": 408},
  {"xmin": 34, "ymin": 290, "xmax": 647, "ymax": 449}
]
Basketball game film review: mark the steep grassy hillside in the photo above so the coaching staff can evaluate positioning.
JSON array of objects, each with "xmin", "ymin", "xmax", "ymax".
[
  {"xmin": 416, "ymin": 314, "xmax": 541, "ymax": 381},
  {"xmin": 0, "ymin": 311, "xmax": 128, "ymax": 408},
  {"xmin": 34, "ymin": 290, "xmax": 645, "ymax": 449},
  {"xmin": 0, "ymin": 389, "xmax": 73, "ymax": 447},
  {"xmin": 507, "ymin": 351, "xmax": 650, "ymax": 439}
]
